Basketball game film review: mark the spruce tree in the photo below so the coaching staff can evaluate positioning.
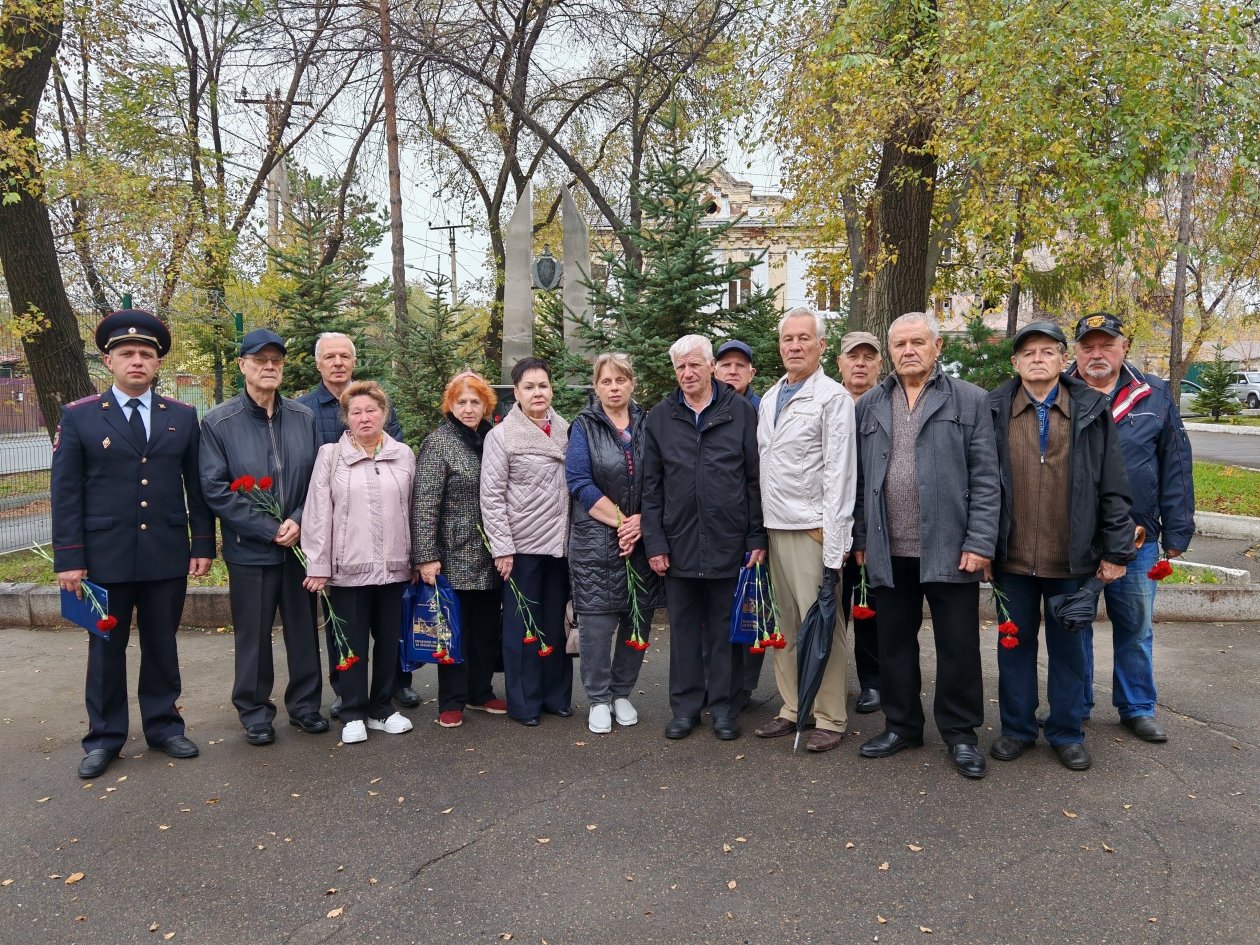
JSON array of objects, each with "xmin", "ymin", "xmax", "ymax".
[
  {"xmin": 391, "ymin": 276, "xmax": 485, "ymax": 440},
  {"xmin": 940, "ymin": 316, "xmax": 1015, "ymax": 389},
  {"xmin": 268, "ymin": 168, "xmax": 389, "ymax": 395},
  {"xmin": 582, "ymin": 106, "xmax": 779, "ymax": 405},
  {"xmin": 1192, "ymin": 346, "xmax": 1243, "ymax": 421},
  {"xmin": 532, "ymin": 288, "xmax": 592, "ymax": 419}
]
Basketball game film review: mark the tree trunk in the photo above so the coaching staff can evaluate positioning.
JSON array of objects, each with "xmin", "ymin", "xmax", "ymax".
[
  {"xmin": 1167, "ymin": 162, "xmax": 1195, "ymax": 391},
  {"xmin": 1005, "ymin": 192, "xmax": 1025, "ymax": 338},
  {"xmin": 840, "ymin": 186, "xmax": 868, "ymax": 329},
  {"xmin": 866, "ymin": 114, "xmax": 938, "ymax": 345},
  {"xmin": 379, "ymin": 0, "xmax": 408, "ymax": 345},
  {"xmin": 0, "ymin": 0, "xmax": 93, "ymax": 437}
]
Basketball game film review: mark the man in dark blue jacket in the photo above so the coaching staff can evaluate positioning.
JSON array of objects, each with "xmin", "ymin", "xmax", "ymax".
[
  {"xmin": 1069, "ymin": 312, "xmax": 1195, "ymax": 743},
  {"xmin": 295, "ymin": 331, "xmax": 412, "ymax": 714},
  {"xmin": 52, "ymin": 310, "xmax": 215, "ymax": 779}
]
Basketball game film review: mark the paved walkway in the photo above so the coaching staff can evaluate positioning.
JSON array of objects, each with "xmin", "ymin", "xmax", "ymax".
[{"xmin": 1, "ymin": 617, "xmax": 1256, "ymax": 945}]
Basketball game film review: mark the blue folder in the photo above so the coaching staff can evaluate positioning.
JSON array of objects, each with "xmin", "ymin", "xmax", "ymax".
[{"xmin": 61, "ymin": 580, "xmax": 111, "ymax": 639}]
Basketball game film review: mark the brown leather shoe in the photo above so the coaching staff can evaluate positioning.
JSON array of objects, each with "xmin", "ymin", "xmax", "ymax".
[
  {"xmin": 755, "ymin": 717, "xmax": 795, "ymax": 738},
  {"xmin": 806, "ymin": 729, "xmax": 844, "ymax": 753}
]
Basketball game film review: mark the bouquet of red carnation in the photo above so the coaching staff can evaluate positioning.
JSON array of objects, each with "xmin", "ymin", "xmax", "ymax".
[
  {"xmin": 991, "ymin": 580, "xmax": 1019, "ymax": 649},
  {"xmin": 852, "ymin": 563, "xmax": 876, "ymax": 620},
  {"xmin": 478, "ymin": 525, "xmax": 553, "ymax": 658},
  {"xmin": 231, "ymin": 474, "xmax": 356, "ymax": 669},
  {"xmin": 1147, "ymin": 556, "xmax": 1174, "ymax": 581}
]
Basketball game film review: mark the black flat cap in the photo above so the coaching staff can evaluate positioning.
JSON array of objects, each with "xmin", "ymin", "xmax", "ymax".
[{"xmin": 1013, "ymin": 320, "xmax": 1068, "ymax": 352}]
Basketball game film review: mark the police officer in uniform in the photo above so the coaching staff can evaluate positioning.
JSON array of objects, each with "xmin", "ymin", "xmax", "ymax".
[{"xmin": 52, "ymin": 310, "xmax": 215, "ymax": 779}]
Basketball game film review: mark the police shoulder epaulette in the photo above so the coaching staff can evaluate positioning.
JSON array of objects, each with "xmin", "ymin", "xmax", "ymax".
[
  {"xmin": 157, "ymin": 395, "xmax": 194, "ymax": 408},
  {"xmin": 66, "ymin": 395, "xmax": 100, "ymax": 409}
]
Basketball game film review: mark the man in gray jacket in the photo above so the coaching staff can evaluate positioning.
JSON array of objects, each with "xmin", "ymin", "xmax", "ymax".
[
  {"xmin": 852, "ymin": 312, "xmax": 1000, "ymax": 779},
  {"xmin": 200, "ymin": 329, "xmax": 324, "ymax": 746}
]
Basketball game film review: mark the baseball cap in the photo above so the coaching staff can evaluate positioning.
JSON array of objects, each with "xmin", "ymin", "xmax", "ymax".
[
  {"xmin": 715, "ymin": 340, "xmax": 755, "ymax": 364},
  {"xmin": 240, "ymin": 329, "xmax": 287, "ymax": 357},
  {"xmin": 1073, "ymin": 312, "xmax": 1125, "ymax": 342},
  {"xmin": 840, "ymin": 331, "xmax": 882, "ymax": 355}
]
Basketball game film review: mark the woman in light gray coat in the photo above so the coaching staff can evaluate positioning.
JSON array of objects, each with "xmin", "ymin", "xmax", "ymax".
[
  {"xmin": 302, "ymin": 382, "xmax": 416, "ymax": 745},
  {"xmin": 480, "ymin": 357, "xmax": 573, "ymax": 725}
]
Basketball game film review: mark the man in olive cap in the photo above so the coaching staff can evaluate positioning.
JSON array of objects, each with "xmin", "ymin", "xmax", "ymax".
[{"xmin": 52, "ymin": 309, "xmax": 215, "ymax": 779}]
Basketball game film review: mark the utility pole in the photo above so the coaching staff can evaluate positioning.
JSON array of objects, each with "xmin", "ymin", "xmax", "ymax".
[
  {"xmin": 429, "ymin": 220, "xmax": 471, "ymax": 305},
  {"xmin": 235, "ymin": 86, "xmax": 309, "ymax": 253},
  {"xmin": 378, "ymin": 0, "xmax": 408, "ymax": 342}
]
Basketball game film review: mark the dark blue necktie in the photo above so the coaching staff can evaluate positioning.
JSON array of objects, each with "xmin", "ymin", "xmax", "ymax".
[{"xmin": 126, "ymin": 398, "xmax": 147, "ymax": 448}]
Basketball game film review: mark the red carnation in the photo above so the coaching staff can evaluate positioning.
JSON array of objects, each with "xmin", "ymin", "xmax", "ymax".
[
  {"xmin": 999, "ymin": 635, "xmax": 1019, "ymax": 649},
  {"xmin": 342, "ymin": 654, "xmax": 359, "ymax": 669},
  {"xmin": 749, "ymin": 644, "xmax": 765, "ymax": 655},
  {"xmin": 638, "ymin": 641, "xmax": 650, "ymax": 651},
  {"xmin": 229, "ymin": 477, "xmax": 243, "ymax": 492},
  {"xmin": 258, "ymin": 476, "xmax": 273, "ymax": 490},
  {"xmin": 96, "ymin": 618, "xmax": 110, "ymax": 632},
  {"xmin": 625, "ymin": 638, "xmax": 638, "ymax": 649},
  {"xmin": 523, "ymin": 633, "xmax": 537, "ymax": 644},
  {"xmin": 336, "ymin": 659, "xmax": 349, "ymax": 671},
  {"xmin": 239, "ymin": 474, "xmax": 256, "ymax": 492},
  {"xmin": 1147, "ymin": 559, "xmax": 1173, "ymax": 580},
  {"xmin": 852, "ymin": 605, "xmax": 876, "ymax": 620},
  {"xmin": 998, "ymin": 621, "xmax": 1018, "ymax": 636},
  {"xmin": 538, "ymin": 644, "xmax": 554, "ymax": 657}
]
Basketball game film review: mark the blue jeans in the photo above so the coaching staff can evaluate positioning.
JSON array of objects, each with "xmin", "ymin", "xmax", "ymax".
[
  {"xmin": 1085, "ymin": 541, "xmax": 1159, "ymax": 719},
  {"xmin": 995, "ymin": 571, "xmax": 1089, "ymax": 745}
]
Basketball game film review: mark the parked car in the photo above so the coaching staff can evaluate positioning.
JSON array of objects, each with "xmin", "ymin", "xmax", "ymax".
[
  {"xmin": 1178, "ymin": 379, "xmax": 1203, "ymax": 417},
  {"xmin": 1227, "ymin": 371, "xmax": 1260, "ymax": 409}
]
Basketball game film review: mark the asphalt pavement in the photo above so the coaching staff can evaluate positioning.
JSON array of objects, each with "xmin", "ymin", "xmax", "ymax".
[
  {"xmin": 1187, "ymin": 429, "xmax": 1260, "ymax": 468},
  {"xmin": 1, "ymin": 616, "xmax": 1257, "ymax": 945}
]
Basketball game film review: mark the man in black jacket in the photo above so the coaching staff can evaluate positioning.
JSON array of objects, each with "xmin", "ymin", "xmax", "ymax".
[
  {"xmin": 988, "ymin": 322, "xmax": 1134, "ymax": 771},
  {"xmin": 641, "ymin": 335, "xmax": 767, "ymax": 741},
  {"xmin": 52, "ymin": 310, "xmax": 215, "ymax": 779},
  {"xmin": 200, "ymin": 329, "xmax": 325, "ymax": 746}
]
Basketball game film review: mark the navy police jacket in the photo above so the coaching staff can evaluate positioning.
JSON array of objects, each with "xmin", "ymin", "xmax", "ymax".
[{"xmin": 51, "ymin": 390, "xmax": 216, "ymax": 582}]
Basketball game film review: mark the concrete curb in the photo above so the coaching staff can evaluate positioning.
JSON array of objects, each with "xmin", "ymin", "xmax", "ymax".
[
  {"xmin": 976, "ymin": 582, "xmax": 1260, "ymax": 623},
  {"xmin": 1184, "ymin": 421, "xmax": 1260, "ymax": 436},
  {"xmin": 8, "ymin": 585, "xmax": 237, "ymax": 630},
  {"xmin": 1196, "ymin": 511, "xmax": 1260, "ymax": 541}
]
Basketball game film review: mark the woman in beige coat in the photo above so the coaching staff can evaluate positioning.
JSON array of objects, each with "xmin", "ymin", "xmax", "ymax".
[
  {"xmin": 480, "ymin": 357, "xmax": 572, "ymax": 725},
  {"xmin": 301, "ymin": 381, "xmax": 416, "ymax": 745}
]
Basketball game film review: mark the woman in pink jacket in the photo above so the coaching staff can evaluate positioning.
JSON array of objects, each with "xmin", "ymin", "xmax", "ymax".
[{"xmin": 301, "ymin": 381, "xmax": 417, "ymax": 745}]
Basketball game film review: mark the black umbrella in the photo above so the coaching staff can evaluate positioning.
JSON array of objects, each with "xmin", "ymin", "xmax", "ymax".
[
  {"xmin": 794, "ymin": 568, "xmax": 841, "ymax": 752},
  {"xmin": 1047, "ymin": 576, "xmax": 1106, "ymax": 634}
]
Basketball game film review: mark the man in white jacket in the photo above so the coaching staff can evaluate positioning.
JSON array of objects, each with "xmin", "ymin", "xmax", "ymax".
[{"xmin": 755, "ymin": 308, "xmax": 857, "ymax": 752}]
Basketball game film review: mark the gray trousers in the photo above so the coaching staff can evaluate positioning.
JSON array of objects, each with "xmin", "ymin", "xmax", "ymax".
[{"xmin": 577, "ymin": 609, "xmax": 653, "ymax": 705}]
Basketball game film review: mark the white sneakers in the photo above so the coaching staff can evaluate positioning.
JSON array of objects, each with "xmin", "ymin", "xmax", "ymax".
[
  {"xmin": 368, "ymin": 712, "xmax": 414, "ymax": 734},
  {"xmin": 588, "ymin": 703, "xmax": 612, "ymax": 734},
  {"xmin": 613, "ymin": 697, "xmax": 639, "ymax": 726},
  {"xmin": 341, "ymin": 720, "xmax": 367, "ymax": 744}
]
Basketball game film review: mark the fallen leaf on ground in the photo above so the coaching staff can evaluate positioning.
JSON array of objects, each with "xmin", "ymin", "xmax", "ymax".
[
  {"xmin": 877, "ymin": 915, "xmax": 887, "ymax": 924},
  {"xmin": 117, "ymin": 776, "xmax": 126, "ymax": 782},
  {"xmin": 256, "ymin": 844, "xmax": 265, "ymax": 850},
  {"xmin": 878, "ymin": 863, "xmax": 890, "ymax": 871},
  {"xmin": 536, "ymin": 837, "xmax": 551, "ymax": 844},
  {"xmin": 1123, "ymin": 804, "xmax": 1133, "ymax": 810},
  {"xmin": 1102, "ymin": 843, "xmax": 1116, "ymax": 853},
  {"xmin": 735, "ymin": 754, "xmax": 746, "ymax": 760},
  {"xmin": 163, "ymin": 934, "xmax": 174, "ymax": 941},
  {"xmin": 845, "ymin": 842, "xmax": 855, "ymax": 849},
  {"xmin": 326, "ymin": 888, "xmax": 337, "ymax": 895},
  {"xmin": 735, "ymin": 837, "xmax": 747, "ymax": 843},
  {"xmin": 65, "ymin": 872, "xmax": 85, "ymax": 885},
  {"xmin": 326, "ymin": 907, "xmax": 344, "ymax": 919},
  {"xmin": 908, "ymin": 844, "xmax": 924, "ymax": 852},
  {"xmin": 498, "ymin": 934, "xmax": 513, "ymax": 941},
  {"xmin": 723, "ymin": 844, "xmax": 732, "ymax": 853},
  {"xmin": 368, "ymin": 791, "xmax": 379, "ymax": 797},
  {"xmin": 149, "ymin": 922, "xmax": 159, "ymax": 931},
  {"xmin": 369, "ymin": 878, "xmax": 378, "ymax": 885},
  {"xmin": 370, "ymin": 777, "xmax": 381, "ymax": 784},
  {"xmin": 1062, "ymin": 810, "xmax": 1078, "ymax": 819},
  {"xmin": 727, "ymin": 880, "xmax": 737, "ymax": 889},
  {"xmin": 919, "ymin": 926, "xmax": 932, "ymax": 933},
  {"xmin": 36, "ymin": 797, "xmax": 49, "ymax": 804},
  {"xmin": 440, "ymin": 807, "xmax": 454, "ymax": 814},
  {"xmin": 159, "ymin": 825, "xmax": 170, "ymax": 831},
  {"xmin": 587, "ymin": 824, "xmax": 597, "ymax": 831},
  {"xmin": 1, "ymin": 880, "xmax": 13, "ymax": 887},
  {"xmin": 291, "ymin": 793, "xmax": 300, "ymax": 798}
]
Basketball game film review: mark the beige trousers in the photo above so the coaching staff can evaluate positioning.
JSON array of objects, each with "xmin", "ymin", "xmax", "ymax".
[{"xmin": 768, "ymin": 529, "xmax": 849, "ymax": 733}]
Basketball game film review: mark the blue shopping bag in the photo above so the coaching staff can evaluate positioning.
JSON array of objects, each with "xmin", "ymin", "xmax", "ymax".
[
  {"xmin": 729, "ymin": 562, "xmax": 762, "ymax": 645},
  {"xmin": 400, "ymin": 575, "xmax": 463, "ymax": 671}
]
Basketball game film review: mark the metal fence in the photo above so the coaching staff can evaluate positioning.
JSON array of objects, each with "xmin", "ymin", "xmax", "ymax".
[{"xmin": 0, "ymin": 374, "xmax": 218, "ymax": 555}]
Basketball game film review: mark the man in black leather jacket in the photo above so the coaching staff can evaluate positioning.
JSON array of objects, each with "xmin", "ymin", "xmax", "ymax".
[{"xmin": 200, "ymin": 329, "xmax": 326, "ymax": 746}]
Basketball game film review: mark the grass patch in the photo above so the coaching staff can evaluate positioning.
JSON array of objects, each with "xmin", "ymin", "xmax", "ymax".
[
  {"xmin": 1163, "ymin": 566, "xmax": 1221, "ymax": 585},
  {"xmin": 1193, "ymin": 462, "xmax": 1260, "ymax": 517},
  {"xmin": 1192, "ymin": 416, "xmax": 1260, "ymax": 427},
  {"xmin": 0, "ymin": 546, "xmax": 230, "ymax": 587},
  {"xmin": 0, "ymin": 469, "xmax": 50, "ymax": 500}
]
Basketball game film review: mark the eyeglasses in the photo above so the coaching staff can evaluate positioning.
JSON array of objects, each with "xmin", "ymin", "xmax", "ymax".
[{"xmin": 244, "ymin": 355, "xmax": 284, "ymax": 366}]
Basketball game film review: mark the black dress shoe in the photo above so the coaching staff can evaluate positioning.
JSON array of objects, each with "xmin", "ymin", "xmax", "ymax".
[
  {"xmin": 289, "ymin": 713, "xmax": 329, "ymax": 734},
  {"xmin": 664, "ymin": 717, "xmax": 697, "ymax": 740},
  {"xmin": 713, "ymin": 717, "xmax": 741, "ymax": 741},
  {"xmin": 395, "ymin": 687, "xmax": 421, "ymax": 708},
  {"xmin": 330, "ymin": 698, "xmax": 343, "ymax": 719},
  {"xmin": 990, "ymin": 735, "xmax": 1035, "ymax": 761},
  {"xmin": 1053, "ymin": 742, "xmax": 1092, "ymax": 770},
  {"xmin": 546, "ymin": 707, "xmax": 574, "ymax": 718},
  {"xmin": 78, "ymin": 748, "xmax": 119, "ymax": 779},
  {"xmin": 855, "ymin": 688, "xmax": 882, "ymax": 714},
  {"xmin": 859, "ymin": 729, "xmax": 924, "ymax": 758},
  {"xmin": 950, "ymin": 743, "xmax": 988, "ymax": 779},
  {"xmin": 1122, "ymin": 716, "xmax": 1168, "ymax": 743},
  {"xmin": 515, "ymin": 717, "xmax": 540, "ymax": 727},
  {"xmin": 151, "ymin": 735, "xmax": 200, "ymax": 759},
  {"xmin": 245, "ymin": 724, "xmax": 275, "ymax": 746}
]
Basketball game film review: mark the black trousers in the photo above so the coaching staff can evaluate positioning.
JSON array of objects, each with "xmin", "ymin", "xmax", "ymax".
[
  {"xmin": 325, "ymin": 596, "xmax": 415, "ymax": 697},
  {"xmin": 665, "ymin": 575, "xmax": 743, "ymax": 722},
  {"xmin": 438, "ymin": 588, "xmax": 502, "ymax": 712},
  {"xmin": 870, "ymin": 556, "xmax": 983, "ymax": 746},
  {"xmin": 842, "ymin": 556, "xmax": 880, "ymax": 691},
  {"xmin": 501, "ymin": 554, "xmax": 573, "ymax": 720},
  {"xmin": 327, "ymin": 583, "xmax": 404, "ymax": 723},
  {"xmin": 84, "ymin": 577, "xmax": 188, "ymax": 754},
  {"xmin": 226, "ymin": 557, "xmax": 322, "ymax": 727}
]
